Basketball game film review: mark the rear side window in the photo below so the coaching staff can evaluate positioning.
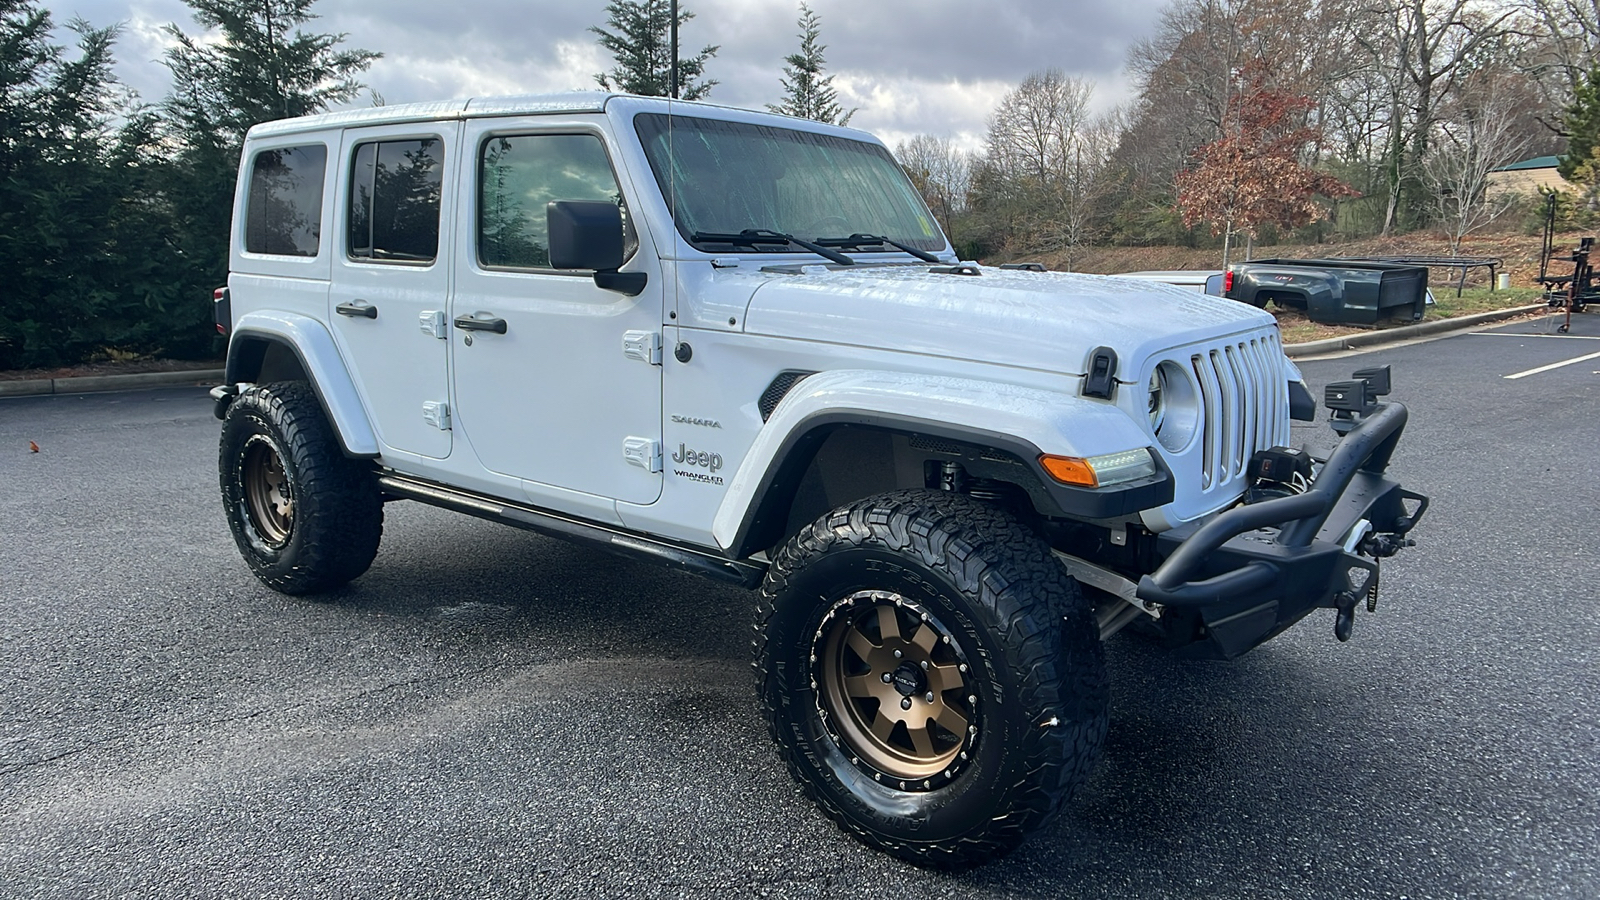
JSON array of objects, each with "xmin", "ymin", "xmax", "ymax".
[
  {"xmin": 477, "ymin": 134, "xmax": 632, "ymax": 269},
  {"xmin": 244, "ymin": 145, "xmax": 327, "ymax": 257},
  {"xmin": 348, "ymin": 138, "xmax": 444, "ymax": 263}
]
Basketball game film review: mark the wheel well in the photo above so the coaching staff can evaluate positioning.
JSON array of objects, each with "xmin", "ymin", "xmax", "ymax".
[
  {"xmin": 226, "ymin": 335, "xmax": 309, "ymax": 384},
  {"xmin": 745, "ymin": 425, "xmax": 1054, "ymax": 557},
  {"xmin": 1258, "ymin": 290, "xmax": 1309, "ymax": 310},
  {"xmin": 220, "ymin": 333, "xmax": 373, "ymax": 458}
]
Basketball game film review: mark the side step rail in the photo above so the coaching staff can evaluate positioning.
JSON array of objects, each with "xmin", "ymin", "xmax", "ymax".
[{"xmin": 377, "ymin": 473, "xmax": 767, "ymax": 588}]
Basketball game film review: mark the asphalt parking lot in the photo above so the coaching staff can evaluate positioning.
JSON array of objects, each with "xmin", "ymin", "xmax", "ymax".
[{"xmin": 2, "ymin": 311, "xmax": 1597, "ymax": 899}]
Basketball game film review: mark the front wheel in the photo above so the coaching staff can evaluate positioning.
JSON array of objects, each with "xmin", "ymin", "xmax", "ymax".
[{"xmin": 754, "ymin": 490, "xmax": 1107, "ymax": 868}]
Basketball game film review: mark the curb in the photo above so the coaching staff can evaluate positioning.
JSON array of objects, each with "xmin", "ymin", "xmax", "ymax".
[
  {"xmin": 1283, "ymin": 304, "xmax": 1545, "ymax": 358},
  {"xmin": 0, "ymin": 368, "xmax": 225, "ymax": 399}
]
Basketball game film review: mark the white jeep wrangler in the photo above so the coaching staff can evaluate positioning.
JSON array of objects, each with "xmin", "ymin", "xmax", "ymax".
[{"xmin": 211, "ymin": 93, "xmax": 1426, "ymax": 867}]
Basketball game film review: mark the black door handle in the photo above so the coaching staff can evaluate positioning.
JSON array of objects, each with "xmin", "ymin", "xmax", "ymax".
[
  {"xmin": 454, "ymin": 314, "xmax": 507, "ymax": 334},
  {"xmin": 336, "ymin": 301, "xmax": 377, "ymax": 319}
]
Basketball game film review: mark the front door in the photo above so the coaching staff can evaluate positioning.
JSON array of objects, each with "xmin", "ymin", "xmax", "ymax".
[
  {"xmin": 329, "ymin": 122, "xmax": 458, "ymax": 460},
  {"xmin": 449, "ymin": 120, "xmax": 663, "ymax": 505}
]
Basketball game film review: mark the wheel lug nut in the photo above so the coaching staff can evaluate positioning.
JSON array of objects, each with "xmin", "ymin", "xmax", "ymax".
[
  {"xmin": 958, "ymin": 663, "xmax": 968, "ymax": 673},
  {"xmin": 900, "ymin": 697, "xmax": 913, "ymax": 710},
  {"xmin": 893, "ymin": 649, "xmax": 903, "ymax": 659},
  {"xmin": 924, "ymin": 692, "xmax": 935, "ymax": 703},
  {"xmin": 920, "ymin": 660, "xmax": 929, "ymax": 670},
  {"xmin": 967, "ymin": 694, "xmax": 977, "ymax": 705},
  {"xmin": 881, "ymin": 673, "xmax": 893, "ymax": 683}
]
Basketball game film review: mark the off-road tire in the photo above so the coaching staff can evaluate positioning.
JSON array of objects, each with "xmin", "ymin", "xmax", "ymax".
[
  {"xmin": 754, "ymin": 490, "xmax": 1107, "ymax": 869},
  {"xmin": 219, "ymin": 381, "xmax": 383, "ymax": 594}
]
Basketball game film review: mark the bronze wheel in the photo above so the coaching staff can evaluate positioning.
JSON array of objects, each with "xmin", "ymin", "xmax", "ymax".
[
  {"xmin": 219, "ymin": 382, "xmax": 383, "ymax": 594},
  {"xmin": 756, "ymin": 490, "xmax": 1107, "ymax": 868},
  {"xmin": 813, "ymin": 591, "xmax": 976, "ymax": 790},
  {"xmin": 241, "ymin": 435, "xmax": 293, "ymax": 546}
]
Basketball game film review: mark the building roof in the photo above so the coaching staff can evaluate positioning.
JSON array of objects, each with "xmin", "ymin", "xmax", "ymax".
[{"xmin": 1493, "ymin": 155, "xmax": 1561, "ymax": 172}]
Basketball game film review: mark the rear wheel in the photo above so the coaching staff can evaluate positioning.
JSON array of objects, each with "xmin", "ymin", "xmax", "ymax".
[
  {"xmin": 755, "ymin": 490, "xmax": 1107, "ymax": 868},
  {"xmin": 219, "ymin": 382, "xmax": 382, "ymax": 594}
]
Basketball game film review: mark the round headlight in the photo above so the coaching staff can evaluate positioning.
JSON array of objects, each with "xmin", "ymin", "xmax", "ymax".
[{"xmin": 1148, "ymin": 361, "xmax": 1198, "ymax": 453}]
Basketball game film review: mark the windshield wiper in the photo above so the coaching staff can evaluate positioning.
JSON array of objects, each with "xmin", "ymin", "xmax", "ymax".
[
  {"xmin": 814, "ymin": 233, "xmax": 942, "ymax": 264},
  {"xmin": 689, "ymin": 229, "xmax": 855, "ymax": 266}
]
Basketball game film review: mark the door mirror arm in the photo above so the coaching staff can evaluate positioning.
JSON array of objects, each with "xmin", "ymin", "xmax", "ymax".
[{"xmin": 594, "ymin": 271, "xmax": 648, "ymax": 296}]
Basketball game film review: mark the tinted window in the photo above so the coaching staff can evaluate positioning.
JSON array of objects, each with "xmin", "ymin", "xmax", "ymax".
[
  {"xmin": 245, "ymin": 145, "xmax": 327, "ymax": 257},
  {"xmin": 477, "ymin": 134, "xmax": 631, "ymax": 269},
  {"xmin": 634, "ymin": 113, "xmax": 942, "ymax": 250},
  {"xmin": 348, "ymin": 138, "xmax": 444, "ymax": 263}
]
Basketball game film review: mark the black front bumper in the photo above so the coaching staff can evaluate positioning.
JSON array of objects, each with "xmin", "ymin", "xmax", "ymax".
[{"xmin": 1135, "ymin": 401, "xmax": 1428, "ymax": 659}]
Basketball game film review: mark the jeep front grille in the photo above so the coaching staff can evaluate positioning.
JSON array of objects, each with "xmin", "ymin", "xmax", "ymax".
[{"xmin": 1188, "ymin": 334, "xmax": 1289, "ymax": 492}]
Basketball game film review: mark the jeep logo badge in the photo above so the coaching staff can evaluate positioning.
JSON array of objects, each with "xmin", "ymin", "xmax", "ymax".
[{"xmin": 672, "ymin": 443, "xmax": 722, "ymax": 473}]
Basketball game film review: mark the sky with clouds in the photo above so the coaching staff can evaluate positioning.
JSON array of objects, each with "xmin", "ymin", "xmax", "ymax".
[{"xmin": 42, "ymin": 0, "xmax": 1171, "ymax": 152}]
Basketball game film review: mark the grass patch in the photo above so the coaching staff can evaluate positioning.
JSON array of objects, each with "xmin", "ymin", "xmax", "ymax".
[{"xmin": 1272, "ymin": 286, "xmax": 1545, "ymax": 344}]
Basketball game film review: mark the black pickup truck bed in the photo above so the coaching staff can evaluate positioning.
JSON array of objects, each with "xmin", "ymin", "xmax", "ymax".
[{"xmin": 1226, "ymin": 258, "xmax": 1429, "ymax": 325}]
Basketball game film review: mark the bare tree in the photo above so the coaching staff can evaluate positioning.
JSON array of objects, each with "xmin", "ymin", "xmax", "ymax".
[
  {"xmin": 1352, "ymin": 0, "xmax": 1515, "ymax": 234},
  {"xmin": 981, "ymin": 70, "xmax": 1114, "ymax": 264},
  {"xmin": 1423, "ymin": 77, "xmax": 1534, "ymax": 253},
  {"xmin": 1517, "ymin": 0, "xmax": 1600, "ymax": 101},
  {"xmin": 895, "ymin": 134, "xmax": 970, "ymax": 236}
]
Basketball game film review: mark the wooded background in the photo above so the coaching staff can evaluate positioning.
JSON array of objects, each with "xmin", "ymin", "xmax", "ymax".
[{"xmin": 3, "ymin": 0, "xmax": 1596, "ymax": 369}]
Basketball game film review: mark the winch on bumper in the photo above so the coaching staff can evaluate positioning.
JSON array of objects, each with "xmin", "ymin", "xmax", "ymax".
[{"xmin": 1133, "ymin": 366, "xmax": 1428, "ymax": 660}]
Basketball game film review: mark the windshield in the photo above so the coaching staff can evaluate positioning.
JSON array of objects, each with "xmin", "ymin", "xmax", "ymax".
[{"xmin": 634, "ymin": 113, "xmax": 945, "ymax": 253}]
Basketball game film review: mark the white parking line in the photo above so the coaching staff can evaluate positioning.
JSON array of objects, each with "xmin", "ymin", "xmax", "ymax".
[
  {"xmin": 1503, "ymin": 349, "xmax": 1600, "ymax": 380},
  {"xmin": 1470, "ymin": 332, "xmax": 1600, "ymax": 340}
]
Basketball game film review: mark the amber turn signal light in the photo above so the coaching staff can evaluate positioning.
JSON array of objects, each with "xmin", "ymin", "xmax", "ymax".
[{"xmin": 1039, "ymin": 455, "xmax": 1098, "ymax": 487}]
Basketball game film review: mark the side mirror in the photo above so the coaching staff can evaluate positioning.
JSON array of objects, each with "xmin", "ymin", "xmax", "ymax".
[{"xmin": 546, "ymin": 200, "xmax": 646, "ymax": 296}]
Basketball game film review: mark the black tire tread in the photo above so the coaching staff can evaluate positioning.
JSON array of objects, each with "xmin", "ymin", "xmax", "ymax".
[
  {"xmin": 219, "ymin": 381, "xmax": 383, "ymax": 594},
  {"xmin": 753, "ymin": 489, "xmax": 1107, "ymax": 868}
]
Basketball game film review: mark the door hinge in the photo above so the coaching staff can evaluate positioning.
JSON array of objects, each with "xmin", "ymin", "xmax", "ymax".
[
  {"xmin": 623, "ymin": 436, "xmax": 662, "ymax": 473},
  {"xmin": 419, "ymin": 310, "xmax": 447, "ymax": 339},
  {"xmin": 422, "ymin": 400, "xmax": 452, "ymax": 431},
  {"xmin": 622, "ymin": 330, "xmax": 663, "ymax": 365}
]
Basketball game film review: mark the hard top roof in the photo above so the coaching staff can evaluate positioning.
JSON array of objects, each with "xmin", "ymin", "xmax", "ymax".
[{"xmin": 242, "ymin": 92, "xmax": 851, "ymax": 141}]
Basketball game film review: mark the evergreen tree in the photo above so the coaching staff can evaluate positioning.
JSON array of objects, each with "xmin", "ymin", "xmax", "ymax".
[
  {"xmin": 158, "ymin": 0, "xmax": 378, "ymax": 339},
  {"xmin": 0, "ymin": 1, "xmax": 192, "ymax": 368},
  {"xmin": 1558, "ymin": 66, "xmax": 1600, "ymax": 185},
  {"xmin": 591, "ymin": 0, "xmax": 717, "ymax": 100},
  {"xmin": 767, "ymin": 3, "xmax": 853, "ymax": 125}
]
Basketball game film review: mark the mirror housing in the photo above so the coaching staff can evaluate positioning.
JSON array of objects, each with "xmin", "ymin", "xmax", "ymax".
[{"xmin": 546, "ymin": 200, "xmax": 646, "ymax": 296}]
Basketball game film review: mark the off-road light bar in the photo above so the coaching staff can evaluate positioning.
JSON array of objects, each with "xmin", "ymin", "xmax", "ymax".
[
  {"xmin": 1325, "ymin": 380, "xmax": 1374, "ymax": 415},
  {"xmin": 1327, "ymin": 365, "xmax": 1394, "ymax": 415},
  {"xmin": 1352, "ymin": 365, "xmax": 1391, "ymax": 396}
]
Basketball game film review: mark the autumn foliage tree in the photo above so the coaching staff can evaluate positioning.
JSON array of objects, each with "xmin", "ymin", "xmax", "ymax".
[{"xmin": 1175, "ymin": 64, "xmax": 1355, "ymax": 265}]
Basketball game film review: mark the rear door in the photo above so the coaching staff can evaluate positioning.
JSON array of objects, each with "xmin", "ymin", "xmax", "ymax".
[{"xmin": 329, "ymin": 122, "xmax": 458, "ymax": 460}]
